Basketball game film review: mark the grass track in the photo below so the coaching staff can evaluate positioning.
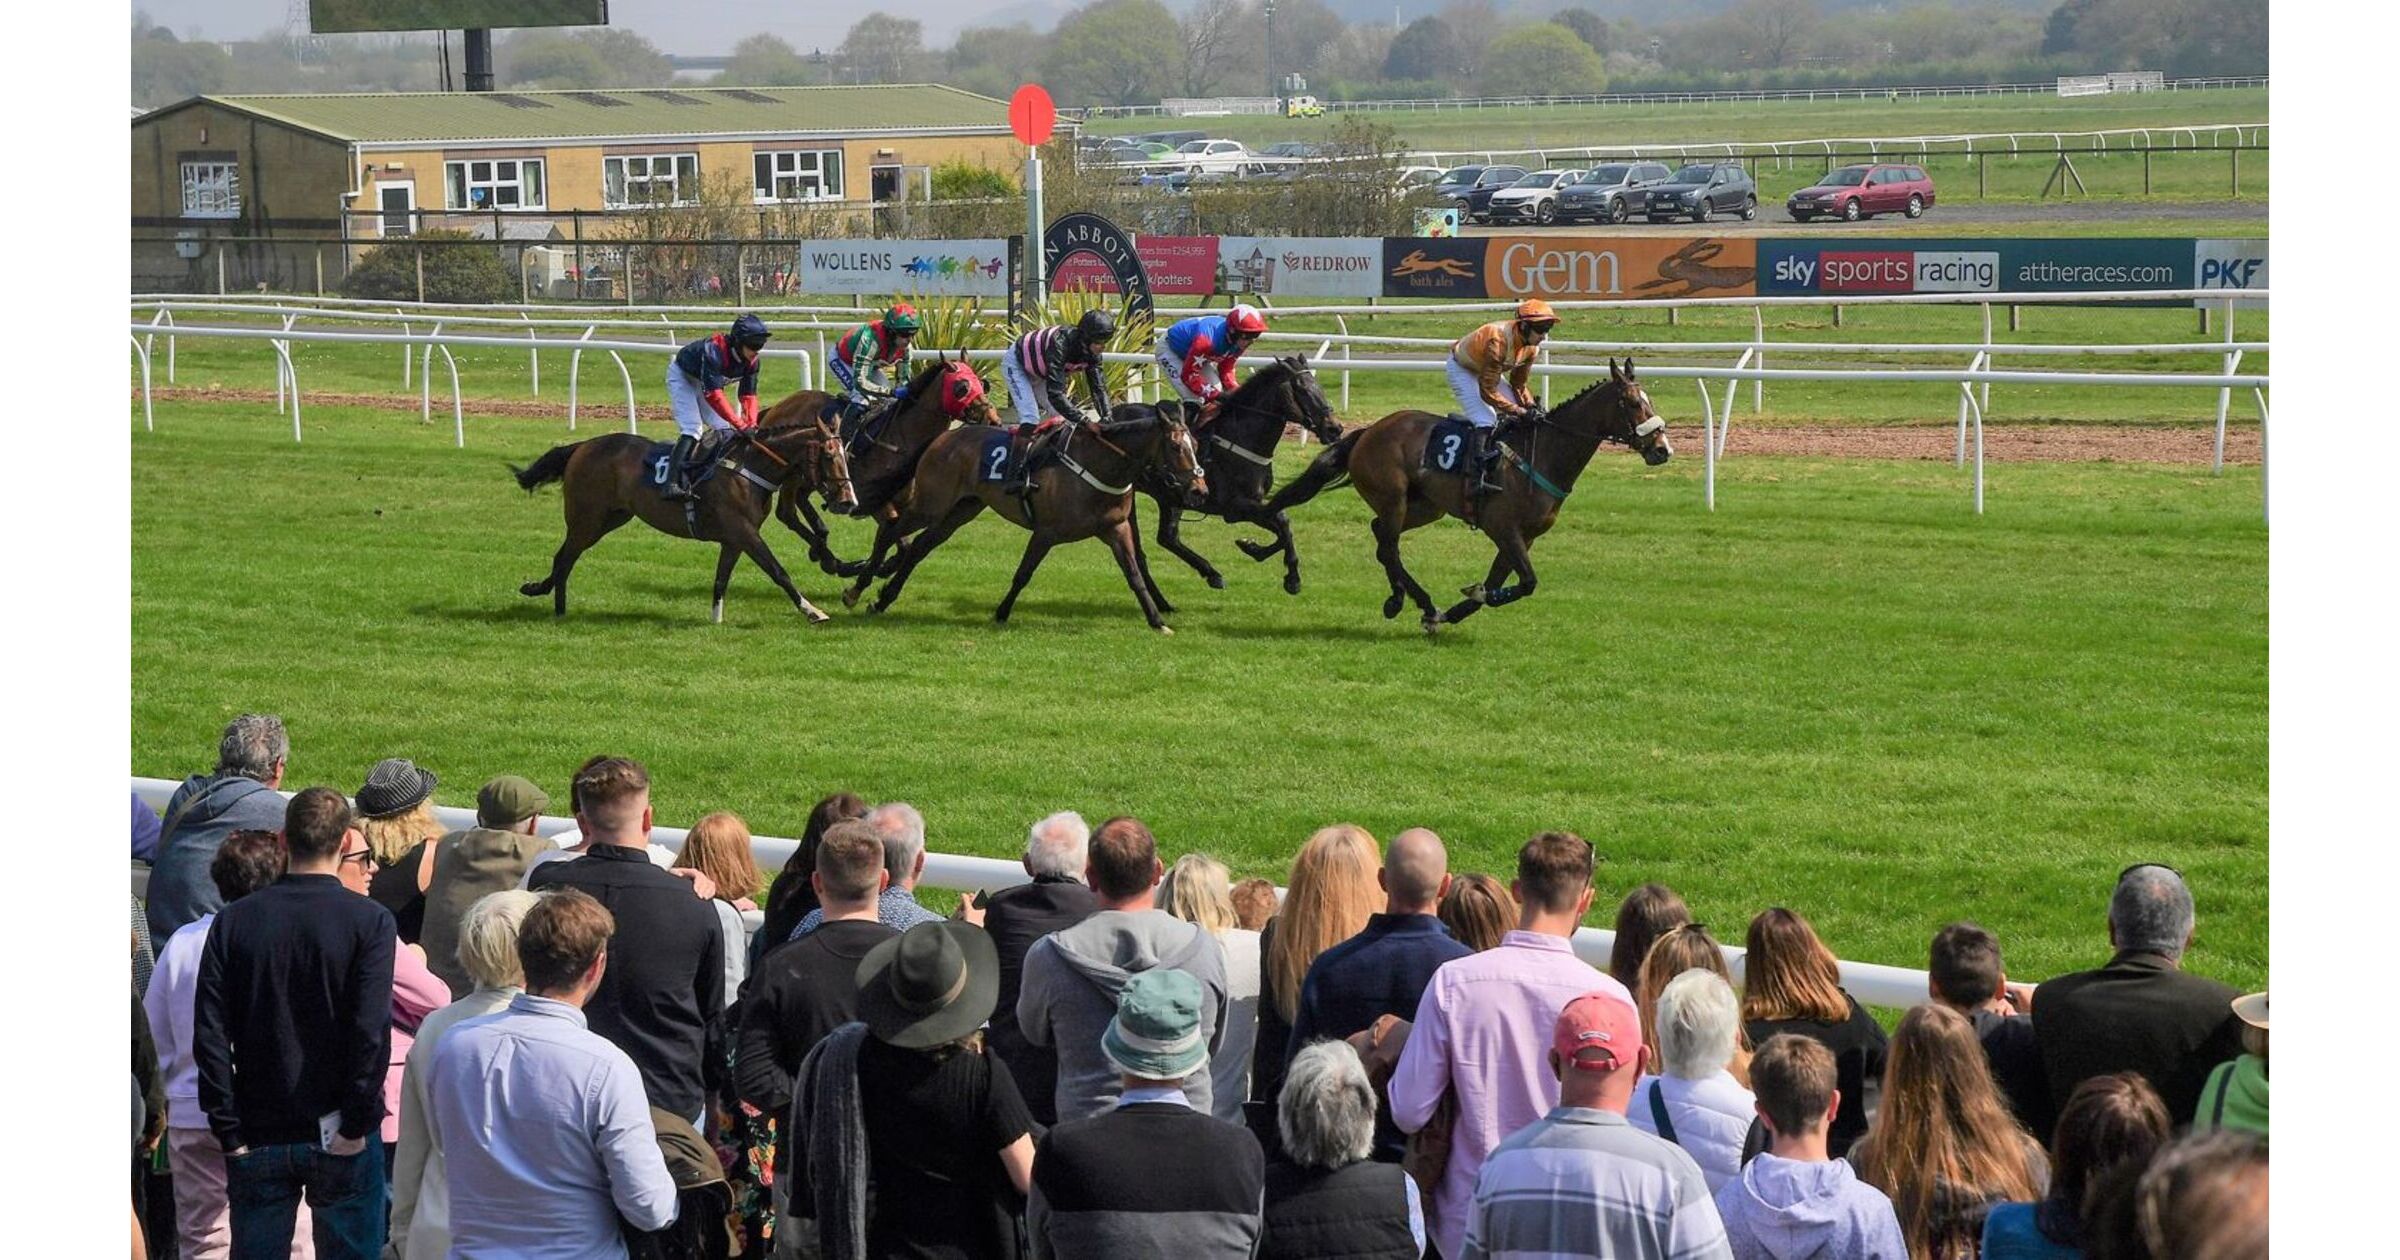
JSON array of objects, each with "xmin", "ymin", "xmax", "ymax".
[{"xmin": 131, "ymin": 398, "xmax": 2266, "ymax": 995}]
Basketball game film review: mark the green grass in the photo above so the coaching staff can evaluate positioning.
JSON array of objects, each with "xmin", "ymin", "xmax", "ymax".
[{"xmin": 131, "ymin": 396, "xmax": 2266, "ymax": 996}]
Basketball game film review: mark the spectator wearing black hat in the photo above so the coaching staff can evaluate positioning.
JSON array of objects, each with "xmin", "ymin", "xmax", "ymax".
[
  {"xmin": 526, "ymin": 758, "xmax": 724, "ymax": 1124},
  {"xmin": 2032, "ymin": 864, "xmax": 2244, "ymax": 1125},
  {"xmin": 356, "ymin": 759, "xmax": 443, "ymax": 944},
  {"xmin": 419, "ymin": 775, "xmax": 553, "ymax": 999},
  {"xmin": 192, "ymin": 787, "xmax": 396, "ymax": 1259},
  {"xmin": 147, "ymin": 714, "xmax": 291, "ymax": 943},
  {"xmin": 797, "ymin": 920, "xmax": 1035, "ymax": 1260}
]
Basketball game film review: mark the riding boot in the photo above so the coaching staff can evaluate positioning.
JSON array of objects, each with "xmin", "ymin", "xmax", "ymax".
[
  {"xmin": 1000, "ymin": 426, "xmax": 1036, "ymax": 496},
  {"xmin": 1459, "ymin": 426, "xmax": 1491, "ymax": 527},
  {"xmin": 660, "ymin": 434, "xmax": 699, "ymax": 500}
]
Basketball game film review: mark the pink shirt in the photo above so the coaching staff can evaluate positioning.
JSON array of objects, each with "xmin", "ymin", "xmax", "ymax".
[
  {"xmin": 1387, "ymin": 929, "xmax": 1621, "ymax": 1260},
  {"xmin": 384, "ymin": 945, "xmax": 451, "ymax": 1144}
]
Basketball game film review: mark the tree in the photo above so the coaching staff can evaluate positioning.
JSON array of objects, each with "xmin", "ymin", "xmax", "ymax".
[
  {"xmin": 1556, "ymin": 8, "xmax": 1613, "ymax": 57},
  {"xmin": 1734, "ymin": 0, "xmax": 1821, "ymax": 69},
  {"xmin": 502, "ymin": 33, "xmax": 611, "ymax": 88},
  {"xmin": 1384, "ymin": 16, "xmax": 1462, "ymax": 82},
  {"xmin": 1042, "ymin": 0, "xmax": 1182, "ymax": 107},
  {"xmin": 1476, "ymin": 23, "xmax": 1606, "ymax": 95},
  {"xmin": 840, "ymin": 13, "xmax": 924, "ymax": 84},
  {"xmin": 946, "ymin": 23, "xmax": 1047, "ymax": 99},
  {"xmin": 133, "ymin": 29, "xmax": 232, "ymax": 105},
  {"xmin": 341, "ymin": 231, "xmax": 513, "ymax": 304},
  {"xmin": 578, "ymin": 29, "xmax": 673, "ymax": 85},
  {"xmin": 718, "ymin": 33, "xmax": 813, "ymax": 86},
  {"xmin": 1437, "ymin": 0, "xmax": 1503, "ymax": 78},
  {"xmin": 2043, "ymin": 0, "xmax": 2104, "ymax": 56},
  {"xmin": 1179, "ymin": 0, "xmax": 1261, "ymax": 97}
]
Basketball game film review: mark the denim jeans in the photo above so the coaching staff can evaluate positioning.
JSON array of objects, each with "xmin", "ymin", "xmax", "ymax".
[{"xmin": 225, "ymin": 1140, "xmax": 386, "ymax": 1260}]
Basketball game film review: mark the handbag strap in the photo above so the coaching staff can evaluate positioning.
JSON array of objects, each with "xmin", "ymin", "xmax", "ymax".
[
  {"xmin": 1646, "ymin": 1079, "xmax": 1680, "ymax": 1146},
  {"xmin": 2208, "ymin": 1060, "xmax": 2233, "ymax": 1128}
]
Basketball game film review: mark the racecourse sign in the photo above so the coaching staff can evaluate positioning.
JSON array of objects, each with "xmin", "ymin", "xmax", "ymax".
[
  {"xmin": 796, "ymin": 238, "xmax": 1011, "ymax": 296},
  {"xmin": 1044, "ymin": 212, "xmax": 1156, "ymax": 319}
]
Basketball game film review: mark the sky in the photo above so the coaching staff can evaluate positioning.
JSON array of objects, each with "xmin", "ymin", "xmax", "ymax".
[{"xmin": 139, "ymin": 0, "xmax": 1083, "ymax": 52}]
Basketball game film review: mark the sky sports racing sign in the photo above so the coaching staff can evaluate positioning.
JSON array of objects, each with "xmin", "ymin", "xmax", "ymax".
[
  {"xmin": 1759, "ymin": 239, "xmax": 2200, "ymax": 296},
  {"xmin": 796, "ymin": 239, "xmax": 1011, "ymax": 296}
]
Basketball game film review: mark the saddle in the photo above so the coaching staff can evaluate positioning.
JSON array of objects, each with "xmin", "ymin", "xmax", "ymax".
[
  {"xmin": 978, "ymin": 418, "xmax": 1066, "ymax": 485},
  {"xmin": 1423, "ymin": 415, "xmax": 1480, "ymax": 477},
  {"xmin": 823, "ymin": 394, "xmax": 897, "ymax": 453},
  {"xmin": 649, "ymin": 431, "xmax": 734, "ymax": 498}
]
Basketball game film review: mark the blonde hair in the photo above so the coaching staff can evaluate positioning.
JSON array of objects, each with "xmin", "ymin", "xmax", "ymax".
[
  {"xmin": 456, "ymin": 890, "xmax": 539, "ymax": 989},
  {"xmin": 1742, "ymin": 907, "xmax": 1852, "ymax": 1025},
  {"xmin": 1852, "ymin": 1004, "xmax": 2046, "ymax": 1260},
  {"xmin": 676, "ymin": 812, "xmax": 762, "ymax": 904},
  {"xmin": 1160, "ymin": 854, "xmax": 1238, "ymax": 936},
  {"xmin": 359, "ymin": 800, "xmax": 442, "ymax": 866},
  {"xmin": 1265, "ymin": 825, "xmax": 1382, "ymax": 1023}
]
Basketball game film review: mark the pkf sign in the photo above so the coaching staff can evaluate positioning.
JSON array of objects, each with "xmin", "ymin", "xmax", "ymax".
[{"xmin": 1043, "ymin": 212, "xmax": 1155, "ymax": 320}]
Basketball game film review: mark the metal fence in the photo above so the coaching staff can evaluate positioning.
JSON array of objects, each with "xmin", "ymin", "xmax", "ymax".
[{"xmin": 1083, "ymin": 76, "xmax": 2269, "ymax": 118}]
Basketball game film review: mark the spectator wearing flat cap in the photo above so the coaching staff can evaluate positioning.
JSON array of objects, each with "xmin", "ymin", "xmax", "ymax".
[
  {"xmin": 419, "ymin": 775, "xmax": 554, "ymax": 999},
  {"xmin": 1029, "ymin": 968, "xmax": 1267, "ymax": 1260},
  {"xmin": 357, "ymin": 759, "xmax": 444, "ymax": 944},
  {"xmin": 797, "ymin": 919, "xmax": 1035, "ymax": 1260}
]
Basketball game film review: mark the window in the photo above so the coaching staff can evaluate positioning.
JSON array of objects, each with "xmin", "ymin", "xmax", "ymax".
[
  {"xmin": 753, "ymin": 149, "xmax": 844, "ymax": 202},
  {"xmin": 181, "ymin": 161, "xmax": 240, "ymax": 218},
  {"xmin": 604, "ymin": 153, "xmax": 698, "ymax": 207},
  {"xmin": 443, "ymin": 158, "xmax": 546, "ymax": 210}
]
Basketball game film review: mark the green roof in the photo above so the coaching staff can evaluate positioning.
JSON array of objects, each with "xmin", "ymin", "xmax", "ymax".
[{"xmin": 165, "ymin": 85, "xmax": 1010, "ymax": 145}]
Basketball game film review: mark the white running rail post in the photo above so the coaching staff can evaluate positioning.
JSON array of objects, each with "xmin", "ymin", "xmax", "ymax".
[
  {"xmin": 2214, "ymin": 298, "xmax": 2237, "ymax": 473},
  {"xmin": 130, "ymin": 336, "xmax": 154, "ymax": 432}
]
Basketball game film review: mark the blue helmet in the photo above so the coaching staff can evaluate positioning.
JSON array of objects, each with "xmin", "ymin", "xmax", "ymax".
[{"xmin": 730, "ymin": 313, "xmax": 773, "ymax": 349}]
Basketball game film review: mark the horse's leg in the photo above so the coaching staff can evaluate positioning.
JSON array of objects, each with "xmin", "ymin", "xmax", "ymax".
[
  {"xmin": 780, "ymin": 492, "xmax": 859, "ymax": 578},
  {"xmin": 1479, "ymin": 529, "xmax": 1540, "ymax": 609},
  {"xmin": 1227, "ymin": 504, "xmax": 1304, "ymax": 595},
  {"xmin": 710, "ymin": 543, "xmax": 740, "ymax": 624},
  {"xmin": 727, "ymin": 516, "xmax": 830, "ymax": 624},
  {"xmin": 869, "ymin": 499, "xmax": 984, "ymax": 615},
  {"xmin": 993, "ymin": 534, "xmax": 1057, "ymax": 624},
  {"xmin": 843, "ymin": 506, "xmax": 914, "ymax": 608},
  {"xmin": 1105, "ymin": 518, "xmax": 1175, "ymax": 634},
  {"xmin": 520, "ymin": 503, "xmax": 632, "ymax": 619},
  {"xmin": 1152, "ymin": 498, "xmax": 1222, "ymax": 590},
  {"xmin": 1442, "ymin": 548, "xmax": 1516, "ymax": 626},
  {"xmin": 1128, "ymin": 505, "xmax": 1176, "ymax": 616},
  {"xmin": 1370, "ymin": 506, "xmax": 1439, "ymax": 631}
]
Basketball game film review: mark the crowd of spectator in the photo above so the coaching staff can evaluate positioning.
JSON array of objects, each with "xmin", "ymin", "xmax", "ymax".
[{"xmin": 130, "ymin": 714, "xmax": 2267, "ymax": 1260}]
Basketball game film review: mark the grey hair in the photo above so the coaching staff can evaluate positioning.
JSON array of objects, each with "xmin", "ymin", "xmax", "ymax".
[
  {"xmin": 865, "ymin": 802, "xmax": 927, "ymax": 884},
  {"xmin": 1656, "ymin": 968, "xmax": 1741, "ymax": 1079},
  {"xmin": 215, "ymin": 713, "xmax": 289, "ymax": 783},
  {"xmin": 1277, "ymin": 1040, "xmax": 1377, "ymax": 1170},
  {"xmin": 2111, "ymin": 865, "xmax": 2196, "ymax": 959},
  {"xmin": 456, "ymin": 890, "xmax": 540, "ymax": 990},
  {"xmin": 1025, "ymin": 811, "xmax": 1090, "ymax": 880}
]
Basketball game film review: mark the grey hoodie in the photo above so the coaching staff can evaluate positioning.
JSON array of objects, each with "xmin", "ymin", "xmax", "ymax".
[
  {"xmin": 1015, "ymin": 908, "xmax": 1229, "ymax": 1123},
  {"xmin": 144, "ymin": 774, "xmax": 287, "ymax": 943},
  {"xmin": 1714, "ymin": 1153, "xmax": 1908, "ymax": 1260}
]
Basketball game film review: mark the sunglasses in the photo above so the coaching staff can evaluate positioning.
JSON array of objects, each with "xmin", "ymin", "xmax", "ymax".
[{"xmin": 340, "ymin": 846, "xmax": 376, "ymax": 867}]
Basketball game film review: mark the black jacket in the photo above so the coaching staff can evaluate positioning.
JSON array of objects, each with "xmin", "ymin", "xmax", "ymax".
[
  {"xmin": 1010, "ymin": 326, "xmax": 1110, "ymax": 426},
  {"xmin": 983, "ymin": 875, "xmax": 1100, "ymax": 1125},
  {"xmin": 528, "ymin": 844, "xmax": 726, "ymax": 1119},
  {"xmin": 1746, "ymin": 991, "xmax": 1889, "ymax": 1157},
  {"xmin": 2033, "ymin": 950, "xmax": 2243, "ymax": 1128},
  {"xmin": 1260, "ymin": 1158, "xmax": 1419, "ymax": 1260}
]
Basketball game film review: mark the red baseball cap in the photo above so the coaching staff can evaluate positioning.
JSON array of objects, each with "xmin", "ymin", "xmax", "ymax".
[{"xmin": 1554, "ymin": 989, "xmax": 1642, "ymax": 1072}]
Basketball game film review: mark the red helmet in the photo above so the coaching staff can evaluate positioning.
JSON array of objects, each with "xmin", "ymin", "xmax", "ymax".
[{"xmin": 1226, "ymin": 304, "xmax": 1267, "ymax": 336}]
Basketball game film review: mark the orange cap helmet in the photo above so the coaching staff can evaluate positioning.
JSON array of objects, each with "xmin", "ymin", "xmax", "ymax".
[{"xmin": 1515, "ymin": 299, "xmax": 1560, "ymax": 327}]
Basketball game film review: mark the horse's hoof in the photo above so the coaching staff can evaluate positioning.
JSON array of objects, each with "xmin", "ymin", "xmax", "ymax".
[
  {"xmin": 1155, "ymin": 624, "xmax": 1175, "ymax": 636},
  {"xmin": 1423, "ymin": 613, "xmax": 1444, "ymax": 637},
  {"xmin": 841, "ymin": 589, "xmax": 860, "ymax": 609},
  {"xmin": 1236, "ymin": 539, "xmax": 1273, "ymax": 562},
  {"xmin": 519, "ymin": 581, "xmax": 545, "ymax": 597},
  {"xmin": 711, "ymin": 601, "xmax": 725, "ymax": 625},
  {"xmin": 1284, "ymin": 574, "xmax": 1302, "ymax": 596},
  {"xmin": 1460, "ymin": 584, "xmax": 1486, "ymax": 602},
  {"xmin": 1382, "ymin": 593, "xmax": 1404, "ymax": 620},
  {"xmin": 1156, "ymin": 599, "xmax": 1178, "ymax": 615},
  {"xmin": 801, "ymin": 604, "xmax": 831, "ymax": 625}
]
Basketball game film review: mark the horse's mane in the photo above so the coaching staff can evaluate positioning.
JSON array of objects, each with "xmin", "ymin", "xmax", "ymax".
[
  {"xmin": 1557, "ymin": 373, "xmax": 1628, "ymax": 411},
  {"xmin": 903, "ymin": 358, "xmax": 953, "ymax": 395},
  {"xmin": 1224, "ymin": 355, "xmax": 1298, "ymax": 404}
]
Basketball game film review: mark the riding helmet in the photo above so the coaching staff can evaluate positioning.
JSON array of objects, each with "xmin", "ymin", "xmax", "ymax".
[
  {"xmin": 883, "ymin": 303, "xmax": 921, "ymax": 334},
  {"xmin": 730, "ymin": 312, "xmax": 774, "ymax": 348},
  {"xmin": 1073, "ymin": 307, "xmax": 1119, "ymax": 346},
  {"xmin": 1226, "ymin": 304, "xmax": 1267, "ymax": 336},
  {"xmin": 1514, "ymin": 298, "xmax": 1560, "ymax": 329}
]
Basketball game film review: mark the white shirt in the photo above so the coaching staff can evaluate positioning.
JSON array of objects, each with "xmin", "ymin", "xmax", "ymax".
[
  {"xmin": 1629, "ymin": 1070, "xmax": 1759, "ymax": 1193},
  {"xmin": 141, "ymin": 915, "xmax": 214, "ymax": 1130},
  {"xmin": 428, "ymin": 993, "xmax": 677, "ymax": 1258}
]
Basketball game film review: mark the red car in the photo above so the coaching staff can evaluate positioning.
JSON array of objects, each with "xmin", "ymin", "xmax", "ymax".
[{"xmin": 1787, "ymin": 164, "xmax": 1936, "ymax": 222}]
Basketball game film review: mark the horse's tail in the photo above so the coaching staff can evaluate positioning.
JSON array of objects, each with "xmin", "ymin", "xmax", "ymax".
[
  {"xmin": 1264, "ymin": 428, "xmax": 1362, "ymax": 513},
  {"xmin": 509, "ymin": 442, "xmax": 579, "ymax": 492}
]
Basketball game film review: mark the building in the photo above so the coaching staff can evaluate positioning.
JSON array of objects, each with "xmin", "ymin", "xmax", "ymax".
[{"xmin": 131, "ymin": 84, "xmax": 1026, "ymax": 292}]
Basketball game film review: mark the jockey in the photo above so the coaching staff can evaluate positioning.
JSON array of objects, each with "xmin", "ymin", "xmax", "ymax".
[
  {"xmin": 999, "ymin": 308, "xmax": 1117, "ymax": 493},
  {"xmin": 1155, "ymin": 303, "xmax": 1267, "ymax": 421},
  {"xmin": 829, "ymin": 303, "xmax": 921, "ymax": 427},
  {"xmin": 1447, "ymin": 298, "xmax": 1559, "ymax": 505},
  {"xmin": 661, "ymin": 312, "xmax": 771, "ymax": 501}
]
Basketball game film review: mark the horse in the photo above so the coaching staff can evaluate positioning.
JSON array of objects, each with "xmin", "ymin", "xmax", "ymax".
[
  {"xmin": 1264, "ymin": 358, "xmax": 1671, "ymax": 634},
  {"xmin": 844, "ymin": 404, "xmax": 1208, "ymax": 634},
  {"xmin": 761, "ymin": 358, "xmax": 1001, "ymax": 579},
  {"xmin": 1131, "ymin": 353, "xmax": 1347, "ymax": 602},
  {"xmin": 509, "ymin": 418, "xmax": 856, "ymax": 624}
]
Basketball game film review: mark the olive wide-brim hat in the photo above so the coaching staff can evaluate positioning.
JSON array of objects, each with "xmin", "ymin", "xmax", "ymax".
[{"xmin": 855, "ymin": 921, "xmax": 1000, "ymax": 1050}]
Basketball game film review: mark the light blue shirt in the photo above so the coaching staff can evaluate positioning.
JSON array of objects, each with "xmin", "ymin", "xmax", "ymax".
[
  {"xmin": 1116, "ymin": 1084, "xmax": 1194, "ymax": 1109},
  {"xmin": 428, "ymin": 993, "xmax": 677, "ymax": 1258}
]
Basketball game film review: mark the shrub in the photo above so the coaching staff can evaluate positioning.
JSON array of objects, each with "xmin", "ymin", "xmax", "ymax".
[{"xmin": 341, "ymin": 229, "xmax": 513, "ymax": 303}]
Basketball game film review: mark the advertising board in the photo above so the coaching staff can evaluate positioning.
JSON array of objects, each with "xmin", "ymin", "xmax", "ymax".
[
  {"xmin": 309, "ymin": 1, "xmax": 606, "ymax": 33},
  {"xmin": 2193, "ymin": 239, "xmax": 2268, "ymax": 308},
  {"xmin": 1219, "ymin": 237, "xmax": 1383, "ymax": 298},
  {"xmin": 1759, "ymin": 239, "xmax": 2192, "ymax": 296},
  {"xmin": 1481, "ymin": 236, "xmax": 1757, "ymax": 300},
  {"xmin": 796, "ymin": 239, "xmax": 1011, "ymax": 297},
  {"xmin": 1053, "ymin": 236, "xmax": 1218, "ymax": 296}
]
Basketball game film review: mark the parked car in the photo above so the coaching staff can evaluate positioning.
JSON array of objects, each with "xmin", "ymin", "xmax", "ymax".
[
  {"xmin": 1787, "ymin": 163, "xmax": 1936, "ymax": 221},
  {"xmin": 1484, "ymin": 169, "xmax": 1586, "ymax": 225},
  {"xmin": 1260, "ymin": 141, "xmax": 1322, "ymax": 160},
  {"xmin": 1165, "ymin": 138, "xmax": 1263, "ymax": 176},
  {"xmin": 1557, "ymin": 162, "xmax": 1675, "ymax": 224},
  {"xmin": 1394, "ymin": 164, "xmax": 1444, "ymax": 192},
  {"xmin": 1133, "ymin": 130, "xmax": 1210, "ymax": 148},
  {"xmin": 1437, "ymin": 164, "xmax": 1530, "ymax": 222},
  {"xmin": 1639, "ymin": 162, "xmax": 1757, "ymax": 223}
]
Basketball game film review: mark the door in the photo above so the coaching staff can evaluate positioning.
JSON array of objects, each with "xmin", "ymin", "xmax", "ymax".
[
  {"xmin": 378, "ymin": 182, "xmax": 415, "ymax": 237},
  {"xmin": 1867, "ymin": 169, "xmax": 1897, "ymax": 214},
  {"xmin": 870, "ymin": 165, "xmax": 903, "ymax": 202}
]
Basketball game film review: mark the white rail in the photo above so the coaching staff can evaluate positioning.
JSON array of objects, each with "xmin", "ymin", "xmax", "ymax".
[
  {"xmin": 128, "ymin": 778, "xmax": 1938, "ymax": 1010},
  {"xmin": 1396, "ymin": 123, "xmax": 2266, "ymax": 168}
]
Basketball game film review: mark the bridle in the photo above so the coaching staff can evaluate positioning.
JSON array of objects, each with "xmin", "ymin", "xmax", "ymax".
[
  {"xmin": 1524, "ymin": 382, "xmax": 1654, "ymax": 447},
  {"xmin": 741, "ymin": 423, "xmax": 852, "ymax": 504}
]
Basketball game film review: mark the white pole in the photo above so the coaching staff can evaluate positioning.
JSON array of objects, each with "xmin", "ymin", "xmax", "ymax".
[
  {"xmin": 1979, "ymin": 302, "xmax": 1992, "ymax": 412},
  {"xmin": 130, "ymin": 336, "xmax": 153, "ymax": 432},
  {"xmin": 525, "ymin": 312, "xmax": 539, "ymax": 397},
  {"xmin": 608, "ymin": 351, "xmax": 637, "ymax": 431},
  {"xmin": 2213, "ymin": 298, "xmax": 2236, "ymax": 473},
  {"xmin": 422, "ymin": 323, "xmax": 440, "ymax": 425},
  {"xmin": 1751, "ymin": 305, "xmax": 1764, "ymax": 412},
  {"xmin": 1697, "ymin": 378, "xmax": 1717, "ymax": 511},
  {"xmin": 441, "ymin": 345, "xmax": 464, "ymax": 447},
  {"xmin": 2254, "ymin": 388, "xmax": 2269, "ymax": 523},
  {"xmin": 399, "ymin": 314, "xmax": 412, "ymax": 389},
  {"xmin": 1025, "ymin": 150, "xmax": 1047, "ymax": 312}
]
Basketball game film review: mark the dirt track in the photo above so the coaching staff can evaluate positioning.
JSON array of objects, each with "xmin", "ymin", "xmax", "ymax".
[{"xmin": 141, "ymin": 385, "xmax": 2260, "ymax": 465}]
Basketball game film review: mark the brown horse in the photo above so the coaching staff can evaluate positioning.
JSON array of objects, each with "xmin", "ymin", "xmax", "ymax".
[
  {"xmin": 1265, "ymin": 359, "xmax": 1670, "ymax": 634},
  {"xmin": 509, "ymin": 418, "xmax": 856, "ymax": 623},
  {"xmin": 846, "ymin": 404, "xmax": 1208, "ymax": 633},
  {"xmin": 1132, "ymin": 353, "xmax": 1347, "ymax": 601},
  {"xmin": 761, "ymin": 358, "xmax": 1001, "ymax": 578}
]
